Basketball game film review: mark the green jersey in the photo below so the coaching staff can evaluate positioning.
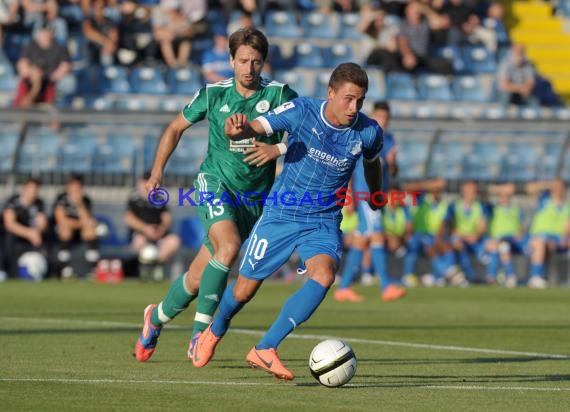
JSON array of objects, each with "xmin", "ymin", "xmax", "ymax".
[{"xmin": 182, "ymin": 77, "xmax": 298, "ymax": 195}]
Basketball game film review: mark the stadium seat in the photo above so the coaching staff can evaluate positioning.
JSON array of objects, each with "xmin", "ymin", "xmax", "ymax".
[
  {"xmin": 130, "ymin": 67, "xmax": 168, "ymax": 94},
  {"xmin": 301, "ymin": 12, "xmax": 338, "ymax": 39},
  {"xmin": 417, "ymin": 74, "xmax": 454, "ymax": 101},
  {"xmin": 322, "ymin": 43, "xmax": 354, "ymax": 69},
  {"xmin": 452, "ymin": 75, "xmax": 488, "ymax": 102},
  {"xmin": 92, "ymin": 133, "xmax": 136, "ymax": 182},
  {"xmin": 428, "ymin": 141, "xmax": 467, "ymax": 179},
  {"xmin": 463, "ymin": 45, "xmax": 497, "ymax": 74},
  {"xmin": 313, "ymin": 71, "xmax": 334, "ymax": 99},
  {"xmin": 338, "ymin": 13, "xmax": 361, "ymax": 39},
  {"xmin": 292, "ymin": 43, "xmax": 325, "ymax": 68},
  {"xmin": 274, "ymin": 70, "xmax": 311, "ymax": 97},
  {"xmin": 461, "ymin": 142, "xmax": 502, "ymax": 181},
  {"xmin": 264, "ymin": 11, "xmax": 300, "ymax": 38},
  {"xmin": 366, "ymin": 69, "xmax": 386, "ymax": 101},
  {"xmin": 166, "ymin": 67, "xmax": 202, "ymax": 95},
  {"xmin": 396, "ymin": 140, "xmax": 429, "ymax": 180},
  {"xmin": 385, "ymin": 73, "xmax": 417, "ymax": 100},
  {"xmin": 100, "ymin": 65, "xmax": 131, "ymax": 93},
  {"xmin": 267, "ymin": 44, "xmax": 292, "ymax": 71},
  {"xmin": 179, "ymin": 216, "xmax": 206, "ymax": 251},
  {"xmin": 432, "ymin": 45, "xmax": 465, "ymax": 73},
  {"xmin": 114, "ymin": 96, "xmax": 152, "ymax": 111},
  {"xmin": 0, "ymin": 128, "xmax": 20, "ymax": 175},
  {"xmin": 16, "ymin": 128, "xmax": 61, "ymax": 175},
  {"xmin": 4, "ymin": 33, "xmax": 31, "ymax": 64},
  {"xmin": 500, "ymin": 146, "xmax": 538, "ymax": 182},
  {"xmin": 56, "ymin": 130, "xmax": 98, "ymax": 174},
  {"xmin": 0, "ymin": 61, "xmax": 16, "ymax": 92},
  {"xmin": 95, "ymin": 214, "xmax": 129, "ymax": 247}
]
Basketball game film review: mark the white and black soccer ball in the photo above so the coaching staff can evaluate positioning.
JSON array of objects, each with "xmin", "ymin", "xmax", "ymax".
[
  {"xmin": 309, "ymin": 339, "xmax": 357, "ymax": 387},
  {"xmin": 18, "ymin": 251, "xmax": 48, "ymax": 282}
]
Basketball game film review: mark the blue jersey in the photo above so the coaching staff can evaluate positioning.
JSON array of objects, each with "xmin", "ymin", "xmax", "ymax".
[
  {"xmin": 352, "ymin": 131, "xmax": 394, "ymax": 194},
  {"xmin": 257, "ymin": 97, "xmax": 383, "ymax": 223}
]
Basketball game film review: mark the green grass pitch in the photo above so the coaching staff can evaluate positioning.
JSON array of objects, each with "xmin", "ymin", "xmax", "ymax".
[{"xmin": 1, "ymin": 280, "xmax": 569, "ymax": 411}]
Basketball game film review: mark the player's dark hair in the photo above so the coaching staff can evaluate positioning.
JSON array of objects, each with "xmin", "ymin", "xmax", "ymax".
[
  {"xmin": 68, "ymin": 173, "xmax": 84, "ymax": 185},
  {"xmin": 328, "ymin": 62, "xmax": 368, "ymax": 92},
  {"xmin": 23, "ymin": 177, "xmax": 41, "ymax": 186},
  {"xmin": 229, "ymin": 28, "xmax": 269, "ymax": 61},
  {"xmin": 373, "ymin": 101, "xmax": 390, "ymax": 113}
]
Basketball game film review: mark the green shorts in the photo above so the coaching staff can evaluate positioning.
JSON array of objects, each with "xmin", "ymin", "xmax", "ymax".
[{"xmin": 193, "ymin": 172, "xmax": 263, "ymax": 254}]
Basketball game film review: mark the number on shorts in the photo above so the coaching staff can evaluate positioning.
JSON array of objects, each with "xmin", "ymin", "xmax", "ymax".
[
  {"xmin": 248, "ymin": 234, "xmax": 268, "ymax": 260},
  {"xmin": 207, "ymin": 198, "xmax": 224, "ymax": 218}
]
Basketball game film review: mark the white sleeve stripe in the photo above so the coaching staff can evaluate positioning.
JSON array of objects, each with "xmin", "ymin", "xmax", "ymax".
[{"xmin": 256, "ymin": 116, "xmax": 274, "ymax": 136}]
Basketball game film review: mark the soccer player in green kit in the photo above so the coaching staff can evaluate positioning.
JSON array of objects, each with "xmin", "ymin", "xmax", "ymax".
[{"xmin": 135, "ymin": 27, "xmax": 297, "ymax": 362}]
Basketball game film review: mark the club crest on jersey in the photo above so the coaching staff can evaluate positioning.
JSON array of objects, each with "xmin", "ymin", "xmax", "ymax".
[
  {"xmin": 350, "ymin": 141, "xmax": 362, "ymax": 156},
  {"xmin": 255, "ymin": 100, "xmax": 270, "ymax": 113}
]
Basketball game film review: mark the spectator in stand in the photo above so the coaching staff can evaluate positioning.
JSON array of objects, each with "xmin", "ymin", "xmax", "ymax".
[
  {"xmin": 82, "ymin": 0, "xmax": 119, "ymax": 66},
  {"xmin": 496, "ymin": 43, "xmax": 539, "ymax": 107},
  {"xmin": 151, "ymin": 0, "xmax": 202, "ymax": 68},
  {"xmin": 483, "ymin": 1, "xmax": 509, "ymax": 48},
  {"xmin": 0, "ymin": 0, "xmax": 20, "ymax": 43},
  {"xmin": 13, "ymin": 23, "xmax": 72, "ymax": 108},
  {"xmin": 52, "ymin": 174, "xmax": 100, "ymax": 278},
  {"xmin": 21, "ymin": 0, "xmax": 68, "ymax": 44},
  {"xmin": 117, "ymin": 0, "xmax": 158, "ymax": 66},
  {"xmin": 2, "ymin": 178, "xmax": 48, "ymax": 278},
  {"xmin": 360, "ymin": 8, "xmax": 401, "ymax": 73},
  {"xmin": 397, "ymin": 1, "xmax": 453, "ymax": 75},
  {"xmin": 524, "ymin": 180, "xmax": 570, "ymax": 289},
  {"xmin": 124, "ymin": 173, "xmax": 181, "ymax": 280},
  {"xmin": 436, "ymin": 0, "xmax": 497, "ymax": 52},
  {"xmin": 201, "ymin": 25, "xmax": 233, "ymax": 83}
]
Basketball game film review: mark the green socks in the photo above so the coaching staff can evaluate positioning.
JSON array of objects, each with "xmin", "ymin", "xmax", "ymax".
[
  {"xmin": 151, "ymin": 272, "xmax": 196, "ymax": 327},
  {"xmin": 192, "ymin": 259, "xmax": 230, "ymax": 336}
]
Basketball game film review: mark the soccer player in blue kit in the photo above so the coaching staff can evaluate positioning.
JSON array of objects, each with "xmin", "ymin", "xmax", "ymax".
[{"xmin": 191, "ymin": 62, "xmax": 384, "ymax": 381}]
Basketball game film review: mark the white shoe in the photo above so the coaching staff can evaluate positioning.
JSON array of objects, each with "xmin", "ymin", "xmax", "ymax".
[
  {"xmin": 421, "ymin": 273, "xmax": 436, "ymax": 287},
  {"xmin": 360, "ymin": 273, "xmax": 376, "ymax": 286},
  {"xmin": 527, "ymin": 276, "xmax": 546, "ymax": 289},
  {"xmin": 505, "ymin": 275, "xmax": 518, "ymax": 289}
]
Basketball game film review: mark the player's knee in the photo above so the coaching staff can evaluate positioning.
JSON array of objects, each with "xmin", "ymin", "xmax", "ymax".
[
  {"xmin": 309, "ymin": 272, "xmax": 335, "ymax": 289},
  {"xmin": 232, "ymin": 284, "xmax": 255, "ymax": 303},
  {"xmin": 214, "ymin": 240, "xmax": 241, "ymax": 266}
]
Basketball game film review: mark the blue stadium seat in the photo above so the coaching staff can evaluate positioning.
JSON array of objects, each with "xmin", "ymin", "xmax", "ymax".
[
  {"xmin": 4, "ymin": 33, "xmax": 31, "ymax": 64},
  {"xmin": 500, "ymin": 147, "xmax": 538, "ymax": 182},
  {"xmin": 16, "ymin": 129, "xmax": 61, "ymax": 175},
  {"xmin": 130, "ymin": 67, "xmax": 168, "ymax": 94},
  {"xmin": 313, "ymin": 71, "xmax": 333, "ymax": 99},
  {"xmin": 461, "ymin": 142, "xmax": 502, "ymax": 181},
  {"xmin": 452, "ymin": 75, "xmax": 488, "ymax": 102},
  {"xmin": 92, "ymin": 133, "xmax": 136, "ymax": 177},
  {"xmin": 463, "ymin": 45, "xmax": 497, "ymax": 74},
  {"xmin": 432, "ymin": 45, "xmax": 465, "ymax": 73},
  {"xmin": 274, "ymin": 70, "xmax": 310, "ymax": 97},
  {"xmin": 301, "ymin": 12, "xmax": 337, "ymax": 39},
  {"xmin": 338, "ymin": 13, "xmax": 361, "ymax": 39},
  {"xmin": 428, "ymin": 141, "xmax": 467, "ymax": 179},
  {"xmin": 114, "ymin": 96, "xmax": 151, "ymax": 111},
  {"xmin": 95, "ymin": 214, "xmax": 129, "ymax": 247},
  {"xmin": 0, "ymin": 61, "xmax": 17, "ymax": 92},
  {"xmin": 179, "ymin": 216, "xmax": 206, "ymax": 251},
  {"xmin": 322, "ymin": 44, "xmax": 353, "ymax": 68},
  {"xmin": 100, "ymin": 66, "xmax": 131, "ymax": 93},
  {"xmin": 385, "ymin": 73, "xmax": 417, "ymax": 100},
  {"xmin": 267, "ymin": 44, "xmax": 291, "ymax": 70},
  {"xmin": 56, "ymin": 130, "xmax": 98, "ymax": 174},
  {"xmin": 264, "ymin": 11, "xmax": 300, "ymax": 38},
  {"xmin": 396, "ymin": 140, "xmax": 429, "ymax": 180},
  {"xmin": 366, "ymin": 69, "xmax": 386, "ymax": 101},
  {"xmin": 166, "ymin": 67, "xmax": 202, "ymax": 95},
  {"xmin": 67, "ymin": 34, "xmax": 88, "ymax": 70},
  {"xmin": 292, "ymin": 43, "xmax": 325, "ymax": 68},
  {"xmin": 0, "ymin": 128, "xmax": 20, "ymax": 174},
  {"xmin": 417, "ymin": 74, "xmax": 454, "ymax": 101}
]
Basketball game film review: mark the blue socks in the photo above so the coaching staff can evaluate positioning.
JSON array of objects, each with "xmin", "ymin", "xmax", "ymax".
[
  {"xmin": 371, "ymin": 244, "xmax": 390, "ymax": 290},
  {"xmin": 339, "ymin": 248, "xmax": 362, "ymax": 289},
  {"xmin": 458, "ymin": 250, "xmax": 474, "ymax": 280},
  {"xmin": 530, "ymin": 263, "xmax": 544, "ymax": 278},
  {"xmin": 486, "ymin": 252, "xmax": 500, "ymax": 279},
  {"xmin": 211, "ymin": 282, "xmax": 243, "ymax": 337},
  {"xmin": 257, "ymin": 279, "xmax": 328, "ymax": 349}
]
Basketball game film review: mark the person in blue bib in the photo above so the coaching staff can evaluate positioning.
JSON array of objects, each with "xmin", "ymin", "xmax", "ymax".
[
  {"xmin": 191, "ymin": 63, "xmax": 384, "ymax": 381},
  {"xmin": 525, "ymin": 179, "xmax": 570, "ymax": 289},
  {"xmin": 449, "ymin": 180, "xmax": 488, "ymax": 284},
  {"xmin": 483, "ymin": 183, "xmax": 527, "ymax": 288}
]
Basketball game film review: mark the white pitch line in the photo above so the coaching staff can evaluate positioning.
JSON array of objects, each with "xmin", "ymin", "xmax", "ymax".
[
  {"xmin": 2, "ymin": 316, "xmax": 570, "ymax": 360},
  {"xmin": 0, "ymin": 378, "xmax": 569, "ymax": 393}
]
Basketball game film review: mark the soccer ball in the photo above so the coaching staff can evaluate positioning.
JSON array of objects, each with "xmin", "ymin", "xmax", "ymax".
[
  {"xmin": 18, "ymin": 251, "xmax": 48, "ymax": 282},
  {"xmin": 139, "ymin": 243, "xmax": 159, "ymax": 264},
  {"xmin": 309, "ymin": 339, "xmax": 357, "ymax": 387}
]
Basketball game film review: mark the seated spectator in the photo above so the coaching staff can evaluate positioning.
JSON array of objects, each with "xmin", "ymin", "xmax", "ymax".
[
  {"xmin": 13, "ymin": 23, "xmax": 73, "ymax": 108},
  {"xmin": 397, "ymin": 2, "xmax": 453, "ymax": 75},
  {"xmin": 483, "ymin": 1, "xmax": 509, "ymax": 47},
  {"xmin": 124, "ymin": 173, "xmax": 181, "ymax": 280},
  {"xmin": 21, "ymin": 0, "xmax": 68, "ymax": 44},
  {"xmin": 360, "ymin": 9, "xmax": 400, "ymax": 73},
  {"xmin": 201, "ymin": 25, "xmax": 233, "ymax": 83},
  {"xmin": 496, "ymin": 43, "xmax": 539, "ymax": 107},
  {"xmin": 152, "ymin": 0, "xmax": 203, "ymax": 68},
  {"xmin": 2, "ymin": 178, "xmax": 48, "ymax": 278},
  {"xmin": 82, "ymin": 0, "xmax": 119, "ymax": 66},
  {"xmin": 0, "ymin": 0, "xmax": 20, "ymax": 43},
  {"xmin": 117, "ymin": 0, "xmax": 158, "ymax": 66},
  {"xmin": 483, "ymin": 183, "xmax": 526, "ymax": 287},
  {"xmin": 52, "ymin": 174, "xmax": 100, "ymax": 278},
  {"xmin": 525, "ymin": 180, "xmax": 570, "ymax": 289}
]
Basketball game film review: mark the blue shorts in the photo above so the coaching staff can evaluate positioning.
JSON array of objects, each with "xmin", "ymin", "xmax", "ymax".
[
  {"xmin": 452, "ymin": 235, "xmax": 487, "ymax": 258},
  {"xmin": 492, "ymin": 235, "xmax": 528, "ymax": 254},
  {"xmin": 408, "ymin": 233, "xmax": 436, "ymax": 254},
  {"xmin": 239, "ymin": 215, "xmax": 343, "ymax": 281},
  {"xmin": 356, "ymin": 201, "xmax": 383, "ymax": 235},
  {"xmin": 529, "ymin": 233, "xmax": 568, "ymax": 252}
]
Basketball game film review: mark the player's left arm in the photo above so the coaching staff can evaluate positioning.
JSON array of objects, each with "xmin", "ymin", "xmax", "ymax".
[{"xmin": 362, "ymin": 124, "xmax": 384, "ymax": 198}]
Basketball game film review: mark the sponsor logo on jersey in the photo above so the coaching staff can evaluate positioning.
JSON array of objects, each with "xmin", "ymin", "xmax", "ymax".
[
  {"xmin": 229, "ymin": 138, "xmax": 255, "ymax": 152},
  {"xmin": 219, "ymin": 104, "xmax": 230, "ymax": 112},
  {"xmin": 308, "ymin": 147, "xmax": 351, "ymax": 171},
  {"xmin": 273, "ymin": 101, "xmax": 295, "ymax": 114},
  {"xmin": 255, "ymin": 100, "xmax": 270, "ymax": 113}
]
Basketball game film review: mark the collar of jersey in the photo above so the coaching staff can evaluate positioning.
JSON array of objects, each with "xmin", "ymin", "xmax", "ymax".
[{"xmin": 320, "ymin": 101, "xmax": 358, "ymax": 130}]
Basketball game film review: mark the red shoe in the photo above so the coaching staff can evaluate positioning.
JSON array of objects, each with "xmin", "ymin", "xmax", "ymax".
[
  {"xmin": 135, "ymin": 304, "xmax": 162, "ymax": 362},
  {"xmin": 192, "ymin": 325, "xmax": 221, "ymax": 368},
  {"xmin": 246, "ymin": 347, "xmax": 295, "ymax": 381},
  {"xmin": 381, "ymin": 284, "xmax": 407, "ymax": 302},
  {"xmin": 334, "ymin": 287, "xmax": 365, "ymax": 302}
]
